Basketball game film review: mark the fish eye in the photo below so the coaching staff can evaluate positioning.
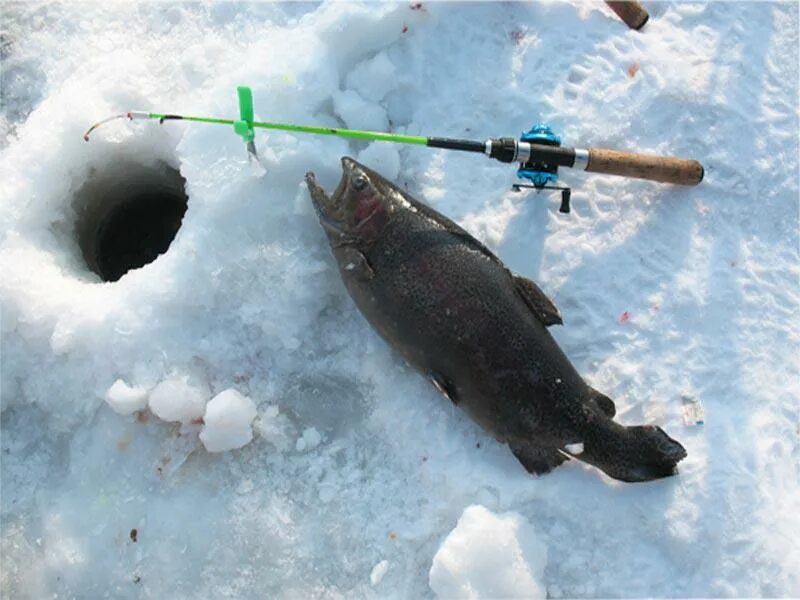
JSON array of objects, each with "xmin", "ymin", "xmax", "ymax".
[{"xmin": 351, "ymin": 173, "xmax": 368, "ymax": 191}]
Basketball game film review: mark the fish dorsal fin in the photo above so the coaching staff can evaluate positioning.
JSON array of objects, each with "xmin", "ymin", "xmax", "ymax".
[
  {"xmin": 513, "ymin": 274, "xmax": 563, "ymax": 327},
  {"xmin": 588, "ymin": 387, "xmax": 616, "ymax": 418}
]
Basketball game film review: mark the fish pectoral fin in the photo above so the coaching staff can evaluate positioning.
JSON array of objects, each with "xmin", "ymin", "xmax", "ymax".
[
  {"xmin": 512, "ymin": 274, "xmax": 563, "ymax": 327},
  {"xmin": 430, "ymin": 373, "xmax": 459, "ymax": 405},
  {"xmin": 588, "ymin": 387, "xmax": 616, "ymax": 418},
  {"xmin": 334, "ymin": 246, "xmax": 374, "ymax": 281},
  {"xmin": 510, "ymin": 442, "xmax": 570, "ymax": 476}
]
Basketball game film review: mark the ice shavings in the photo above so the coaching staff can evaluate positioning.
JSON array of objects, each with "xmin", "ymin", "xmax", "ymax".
[{"xmin": 253, "ymin": 405, "xmax": 294, "ymax": 451}]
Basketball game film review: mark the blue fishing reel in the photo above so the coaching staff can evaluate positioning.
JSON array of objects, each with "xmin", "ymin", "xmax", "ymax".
[{"xmin": 513, "ymin": 124, "xmax": 572, "ymax": 213}]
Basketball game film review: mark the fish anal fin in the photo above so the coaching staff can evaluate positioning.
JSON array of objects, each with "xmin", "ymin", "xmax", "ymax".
[
  {"xmin": 510, "ymin": 442, "xmax": 570, "ymax": 475},
  {"xmin": 589, "ymin": 388, "xmax": 616, "ymax": 418},
  {"xmin": 431, "ymin": 373, "xmax": 459, "ymax": 405},
  {"xmin": 513, "ymin": 274, "xmax": 563, "ymax": 327}
]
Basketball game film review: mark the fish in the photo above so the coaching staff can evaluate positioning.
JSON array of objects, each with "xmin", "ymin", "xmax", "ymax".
[{"xmin": 305, "ymin": 157, "xmax": 686, "ymax": 483}]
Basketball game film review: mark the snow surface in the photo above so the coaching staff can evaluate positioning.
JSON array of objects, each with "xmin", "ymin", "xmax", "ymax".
[
  {"xmin": 1, "ymin": 1, "xmax": 799, "ymax": 598},
  {"xmin": 429, "ymin": 505, "xmax": 547, "ymax": 599}
]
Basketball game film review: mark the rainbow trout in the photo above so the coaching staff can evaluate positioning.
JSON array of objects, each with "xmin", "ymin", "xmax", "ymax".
[{"xmin": 306, "ymin": 157, "xmax": 686, "ymax": 482}]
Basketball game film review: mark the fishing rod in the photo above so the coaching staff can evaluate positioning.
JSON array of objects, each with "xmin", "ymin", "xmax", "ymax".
[{"xmin": 85, "ymin": 86, "xmax": 704, "ymax": 213}]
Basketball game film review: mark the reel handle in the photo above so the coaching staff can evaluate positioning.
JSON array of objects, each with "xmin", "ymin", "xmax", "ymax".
[{"xmin": 585, "ymin": 148, "xmax": 704, "ymax": 186}]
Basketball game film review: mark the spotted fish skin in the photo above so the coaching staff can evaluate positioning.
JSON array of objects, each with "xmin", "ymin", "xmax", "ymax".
[{"xmin": 306, "ymin": 157, "xmax": 686, "ymax": 483}]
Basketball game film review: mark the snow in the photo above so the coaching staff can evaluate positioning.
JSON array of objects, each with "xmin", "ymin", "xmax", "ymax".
[
  {"xmin": 429, "ymin": 505, "xmax": 547, "ymax": 599},
  {"xmin": 1, "ymin": 1, "xmax": 799, "ymax": 598},
  {"xmin": 334, "ymin": 89, "xmax": 391, "ymax": 132},
  {"xmin": 199, "ymin": 389, "xmax": 258, "ymax": 453},
  {"xmin": 346, "ymin": 51, "xmax": 398, "ymax": 102}
]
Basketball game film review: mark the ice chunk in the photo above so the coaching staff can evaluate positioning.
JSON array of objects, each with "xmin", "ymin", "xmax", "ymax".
[
  {"xmin": 199, "ymin": 389, "xmax": 258, "ymax": 453},
  {"xmin": 429, "ymin": 505, "xmax": 547, "ymax": 599},
  {"xmin": 148, "ymin": 376, "xmax": 208, "ymax": 424},
  {"xmin": 370, "ymin": 559, "xmax": 389, "ymax": 586},
  {"xmin": 104, "ymin": 379, "xmax": 148, "ymax": 415}
]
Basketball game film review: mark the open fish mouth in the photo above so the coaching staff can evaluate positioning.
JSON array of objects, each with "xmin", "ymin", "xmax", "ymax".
[
  {"xmin": 307, "ymin": 160, "xmax": 379, "ymax": 237},
  {"xmin": 304, "ymin": 171, "xmax": 324, "ymax": 207},
  {"xmin": 306, "ymin": 171, "xmax": 352, "ymax": 239},
  {"xmin": 305, "ymin": 171, "xmax": 344, "ymax": 234}
]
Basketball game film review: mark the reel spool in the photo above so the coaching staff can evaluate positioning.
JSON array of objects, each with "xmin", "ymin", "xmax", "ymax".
[{"xmin": 513, "ymin": 124, "xmax": 572, "ymax": 213}]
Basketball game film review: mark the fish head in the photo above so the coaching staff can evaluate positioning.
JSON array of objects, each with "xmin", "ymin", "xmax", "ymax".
[{"xmin": 305, "ymin": 157, "xmax": 393, "ymax": 244}]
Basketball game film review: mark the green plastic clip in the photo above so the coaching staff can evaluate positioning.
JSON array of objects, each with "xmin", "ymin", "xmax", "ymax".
[{"xmin": 233, "ymin": 86, "xmax": 255, "ymax": 144}]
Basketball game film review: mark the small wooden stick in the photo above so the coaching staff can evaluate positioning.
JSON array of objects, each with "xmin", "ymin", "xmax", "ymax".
[{"xmin": 605, "ymin": 1, "xmax": 650, "ymax": 31}]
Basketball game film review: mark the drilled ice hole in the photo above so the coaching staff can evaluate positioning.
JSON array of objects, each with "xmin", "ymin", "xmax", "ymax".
[{"xmin": 74, "ymin": 160, "xmax": 188, "ymax": 282}]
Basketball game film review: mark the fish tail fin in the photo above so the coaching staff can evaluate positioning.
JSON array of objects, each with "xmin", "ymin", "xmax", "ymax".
[{"xmin": 578, "ymin": 417, "xmax": 687, "ymax": 483}]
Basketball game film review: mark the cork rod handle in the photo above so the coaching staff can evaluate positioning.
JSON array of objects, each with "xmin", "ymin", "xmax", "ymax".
[
  {"xmin": 585, "ymin": 148, "xmax": 704, "ymax": 186},
  {"xmin": 605, "ymin": 1, "xmax": 649, "ymax": 30}
]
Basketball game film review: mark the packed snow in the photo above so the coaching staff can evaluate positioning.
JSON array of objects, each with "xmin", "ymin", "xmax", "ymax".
[{"xmin": 1, "ymin": 1, "xmax": 798, "ymax": 598}]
